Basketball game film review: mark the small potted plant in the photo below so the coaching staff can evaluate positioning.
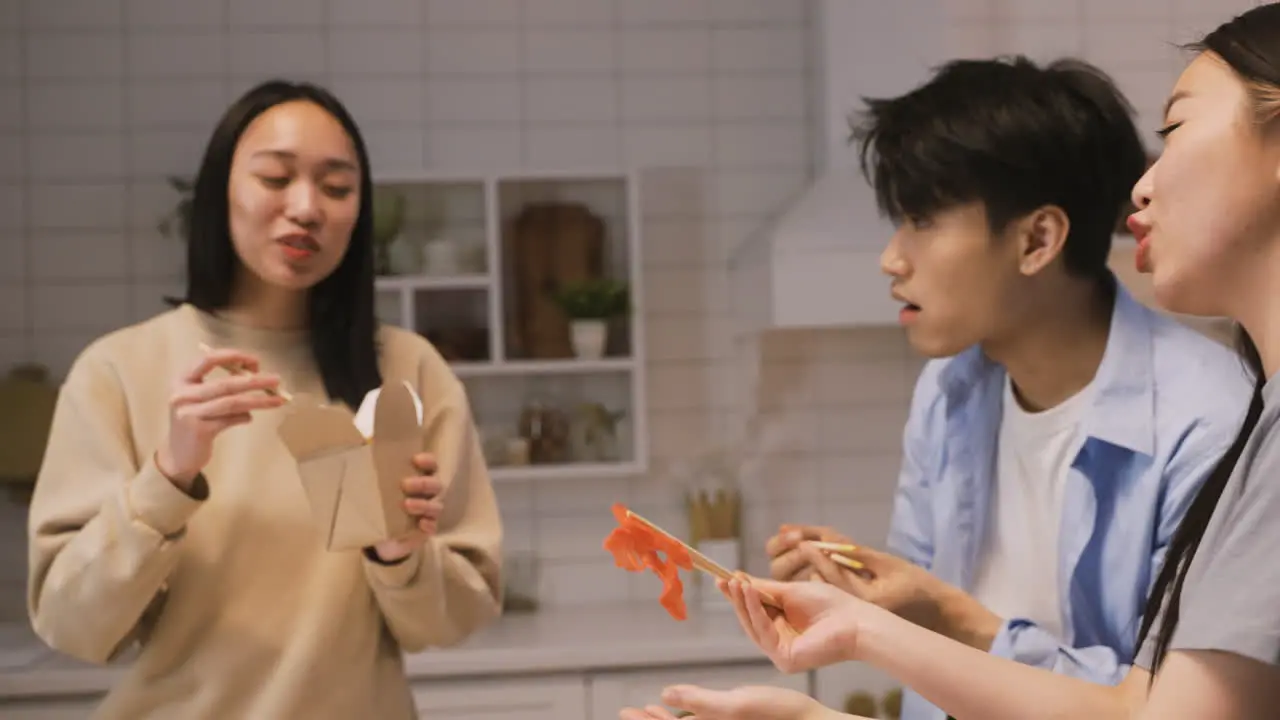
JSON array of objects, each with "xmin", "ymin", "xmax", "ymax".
[{"xmin": 551, "ymin": 278, "xmax": 629, "ymax": 359}]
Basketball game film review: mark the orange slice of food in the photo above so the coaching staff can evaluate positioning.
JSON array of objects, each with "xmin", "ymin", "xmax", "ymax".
[{"xmin": 603, "ymin": 503, "xmax": 695, "ymax": 620}]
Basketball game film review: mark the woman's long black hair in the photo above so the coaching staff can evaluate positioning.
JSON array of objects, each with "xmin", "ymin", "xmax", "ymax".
[
  {"xmin": 1135, "ymin": 3, "xmax": 1280, "ymax": 675},
  {"xmin": 169, "ymin": 79, "xmax": 381, "ymax": 410}
]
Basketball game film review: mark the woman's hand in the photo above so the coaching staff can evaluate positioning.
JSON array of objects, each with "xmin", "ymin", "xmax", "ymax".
[
  {"xmin": 371, "ymin": 452, "xmax": 444, "ymax": 563},
  {"xmin": 722, "ymin": 575, "xmax": 867, "ymax": 673},
  {"xmin": 156, "ymin": 349, "xmax": 285, "ymax": 490},
  {"xmin": 619, "ymin": 684, "xmax": 842, "ymax": 720}
]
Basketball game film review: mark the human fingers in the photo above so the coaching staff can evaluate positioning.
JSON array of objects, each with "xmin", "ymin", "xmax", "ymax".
[
  {"xmin": 800, "ymin": 544, "xmax": 872, "ymax": 597},
  {"xmin": 736, "ymin": 575, "xmax": 796, "ymax": 601},
  {"xmin": 404, "ymin": 496, "xmax": 443, "ymax": 520},
  {"xmin": 412, "ymin": 452, "xmax": 438, "ymax": 474},
  {"xmin": 663, "ymin": 684, "xmax": 751, "ymax": 719},
  {"xmin": 766, "ymin": 525, "xmax": 824, "ymax": 558},
  {"xmin": 172, "ymin": 372, "xmax": 282, "ymax": 405},
  {"xmin": 184, "ymin": 349, "xmax": 262, "ymax": 382},
  {"xmin": 741, "ymin": 581, "xmax": 791, "ymax": 664},
  {"xmin": 175, "ymin": 391, "xmax": 286, "ymax": 422},
  {"xmin": 724, "ymin": 578, "xmax": 761, "ymax": 647},
  {"xmin": 764, "ymin": 530, "xmax": 799, "ymax": 558},
  {"xmin": 402, "ymin": 474, "xmax": 443, "ymax": 498},
  {"xmin": 768, "ymin": 548, "xmax": 812, "ymax": 582},
  {"xmin": 845, "ymin": 544, "xmax": 901, "ymax": 572},
  {"xmin": 417, "ymin": 516, "xmax": 438, "ymax": 535}
]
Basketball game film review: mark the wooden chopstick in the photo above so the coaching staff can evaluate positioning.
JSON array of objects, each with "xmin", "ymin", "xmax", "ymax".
[
  {"xmin": 826, "ymin": 553, "xmax": 866, "ymax": 571},
  {"xmin": 808, "ymin": 541, "xmax": 866, "ymax": 570},
  {"xmin": 809, "ymin": 541, "xmax": 857, "ymax": 552},
  {"xmin": 624, "ymin": 510, "xmax": 781, "ymax": 609},
  {"xmin": 198, "ymin": 342, "xmax": 294, "ymax": 402}
]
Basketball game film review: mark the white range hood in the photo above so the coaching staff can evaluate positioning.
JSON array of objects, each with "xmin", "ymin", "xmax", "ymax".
[{"xmin": 730, "ymin": 0, "xmax": 949, "ymax": 331}]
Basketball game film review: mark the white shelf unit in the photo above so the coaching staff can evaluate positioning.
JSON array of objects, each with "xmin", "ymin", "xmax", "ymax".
[{"xmin": 371, "ymin": 169, "xmax": 648, "ymax": 483}]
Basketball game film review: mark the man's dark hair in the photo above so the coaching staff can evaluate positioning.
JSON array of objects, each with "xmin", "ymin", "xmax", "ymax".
[{"xmin": 850, "ymin": 55, "xmax": 1148, "ymax": 279}]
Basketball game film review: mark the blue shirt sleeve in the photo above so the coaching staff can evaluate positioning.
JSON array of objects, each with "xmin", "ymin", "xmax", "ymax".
[{"xmin": 988, "ymin": 619, "xmax": 1127, "ymax": 683}]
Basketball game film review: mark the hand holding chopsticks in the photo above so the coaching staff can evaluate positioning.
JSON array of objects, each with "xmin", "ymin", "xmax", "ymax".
[
  {"xmin": 808, "ymin": 541, "xmax": 867, "ymax": 572},
  {"xmin": 624, "ymin": 509, "xmax": 781, "ymax": 609},
  {"xmin": 605, "ymin": 505, "xmax": 783, "ymax": 618},
  {"xmin": 198, "ymin": 342, "xmax": 294, "ymax": 402},
  {"xmin": 156, "ymin": 345, "xmax": 288, "ymax": 490}
]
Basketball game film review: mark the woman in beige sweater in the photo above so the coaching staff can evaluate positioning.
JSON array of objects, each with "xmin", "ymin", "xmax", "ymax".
[{"xmin": 25, "ymin": 79, "xmax": 503, "ymax": 719}]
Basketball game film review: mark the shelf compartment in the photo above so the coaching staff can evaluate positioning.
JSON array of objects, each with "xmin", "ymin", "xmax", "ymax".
[
  {"xmin": 414, "ymin": 288, "xmax": 491, "ymax": 364},
  {"xmin": 369, "ymin": 168, "xmax": 648, "ymax": 482},
  {"xmin": 497, "ymin": 175, "xmax": 633, "ymax": 362},
  {"xmin": 372, "ymin": 180, "xmax": 488, "ymax": 278},
  {"xmin": 466, "ymin": 370, "xmax": 636, "ymax": 475}
]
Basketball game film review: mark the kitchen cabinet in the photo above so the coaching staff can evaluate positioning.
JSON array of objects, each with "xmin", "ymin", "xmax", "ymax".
[
  {"xmin": 589, "ymin": 663, "xmax": 812, "ymax": 717},
  {"xmin": 412, "ymin": 676, "xmax": 586, "ymax": 720},
  {"xmin": 410, "ymin": 662, "xmax": 812, "ymax": 720},
  {"xmin": 0, "ymin": 665, "xmax": 806, "ymax": 720}
]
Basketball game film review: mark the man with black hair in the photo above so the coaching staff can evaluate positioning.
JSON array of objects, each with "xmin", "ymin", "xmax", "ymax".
[{"xmin": 767, "ymin": 56, "xmax": 1253, "ymax": 720}]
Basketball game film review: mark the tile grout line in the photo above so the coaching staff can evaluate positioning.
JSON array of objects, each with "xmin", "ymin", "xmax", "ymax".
[
  {"xmin": 17, "ymin": 0, "xmax": 31, "ymax": 356},
  {"xmin": 121, "ymin": 0, "xmax": 136, "ymax": 322}
]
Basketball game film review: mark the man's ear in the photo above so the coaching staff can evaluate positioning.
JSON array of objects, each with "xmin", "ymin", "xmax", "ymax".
[{"xmin": 1014, "ymin": 205, "xmax": 1070, "ymax": 276}]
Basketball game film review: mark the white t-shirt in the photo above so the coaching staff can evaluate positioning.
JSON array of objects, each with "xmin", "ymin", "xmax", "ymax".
[{"xmin": 968, "ymin": 375, "xmax": 1093, "ymax": 638}]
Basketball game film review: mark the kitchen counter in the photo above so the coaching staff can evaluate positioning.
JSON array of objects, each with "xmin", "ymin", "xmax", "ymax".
[{"xmin": 0, "ymin": 602, "xmax": 772, "ymax": 700}]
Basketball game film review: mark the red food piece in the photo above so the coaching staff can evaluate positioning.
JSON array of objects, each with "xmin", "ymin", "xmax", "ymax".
[{"xmin": 603, "ymin": 503, "xmax": 694, "ymax": 620}]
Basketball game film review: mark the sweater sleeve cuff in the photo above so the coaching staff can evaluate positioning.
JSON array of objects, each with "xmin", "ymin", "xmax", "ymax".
[
  {"xmin": 365, "ymin": 542, "xmax": 435, "ymax": 589},
  {"xmin": 126, "ymin": 456, "xmax": 207, "ymax": 538}
]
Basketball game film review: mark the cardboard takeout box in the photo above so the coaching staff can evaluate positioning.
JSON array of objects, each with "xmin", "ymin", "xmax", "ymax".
[{"xmin": 277, "ymin": 380, "xmax": 424, "ymax": 551}]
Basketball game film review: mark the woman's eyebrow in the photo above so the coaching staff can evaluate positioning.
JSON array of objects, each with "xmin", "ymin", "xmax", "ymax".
[{"xmin": 249, "ymin": 149, "xmax": 358, "ymax": 172}]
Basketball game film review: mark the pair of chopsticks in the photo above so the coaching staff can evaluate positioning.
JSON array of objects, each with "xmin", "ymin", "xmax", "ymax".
[
  {"xmin": 625, "ymin": 509, "xmax": 782, "ymax": 609},
  {"xmin": 198, "ymin": 342, "xmax": 294, "ymax": 402},
  {"xmin": 810, "ymin": 541, "xmax": 866, "ymax": 571}
]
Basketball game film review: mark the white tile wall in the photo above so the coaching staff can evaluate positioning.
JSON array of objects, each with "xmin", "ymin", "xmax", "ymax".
[{"xmin": 0, "ymin": 0, "xmax": 1264, "ymax": 643}]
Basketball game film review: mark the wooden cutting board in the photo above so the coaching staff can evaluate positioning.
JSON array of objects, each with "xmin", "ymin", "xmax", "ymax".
[{"xmin": 505, "ymin": 202, "xmax": 606, "ymax": 359}]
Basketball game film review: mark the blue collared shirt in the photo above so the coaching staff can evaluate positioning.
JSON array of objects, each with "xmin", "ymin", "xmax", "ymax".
[{"xmin": 889, "ymin": 284, "xmax": 1253, "ymax": 720}]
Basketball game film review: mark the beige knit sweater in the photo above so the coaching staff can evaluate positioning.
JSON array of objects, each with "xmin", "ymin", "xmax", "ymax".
[{"xmin": 26, "ymin": 304, "xmax": 503, "ymax": 719}]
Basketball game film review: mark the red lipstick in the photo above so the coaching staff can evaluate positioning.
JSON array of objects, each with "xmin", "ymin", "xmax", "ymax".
[
  {"xmin": 278, "ymin": 233, "xmax": 319, "ymax": 262},
  {"xmin": 1126, "ymin": 215, "xmax": 1152, "ymax": 274}
]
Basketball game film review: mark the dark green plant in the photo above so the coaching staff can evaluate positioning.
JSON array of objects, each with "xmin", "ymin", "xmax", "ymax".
[
  {"xmin": 157, "ymin": 176, "xmax": 195, "ymax": 241},
  {"xmin": 551, "ymin": 278, "xmax": 630, "ymax": 320}
]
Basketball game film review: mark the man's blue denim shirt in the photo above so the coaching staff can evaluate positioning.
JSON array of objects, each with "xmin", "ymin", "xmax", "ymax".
[{"xmin": 889, "ymin": 284, "xmax": 1254, "ymax": 720}]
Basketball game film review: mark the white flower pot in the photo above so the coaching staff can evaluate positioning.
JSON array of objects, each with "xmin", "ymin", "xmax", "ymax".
[
  {"xmin": 570, "ymin": 319, "xmax": 607, "ymax": 359},
  {"xmin": 422, "ymin": 239, "xmax": 461, "ymax": 276}
]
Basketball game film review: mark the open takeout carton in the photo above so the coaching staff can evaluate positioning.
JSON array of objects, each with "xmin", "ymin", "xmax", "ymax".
[{"xmin": 277, "ymin": 380, "xmax": 424, "ymax": 551}]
